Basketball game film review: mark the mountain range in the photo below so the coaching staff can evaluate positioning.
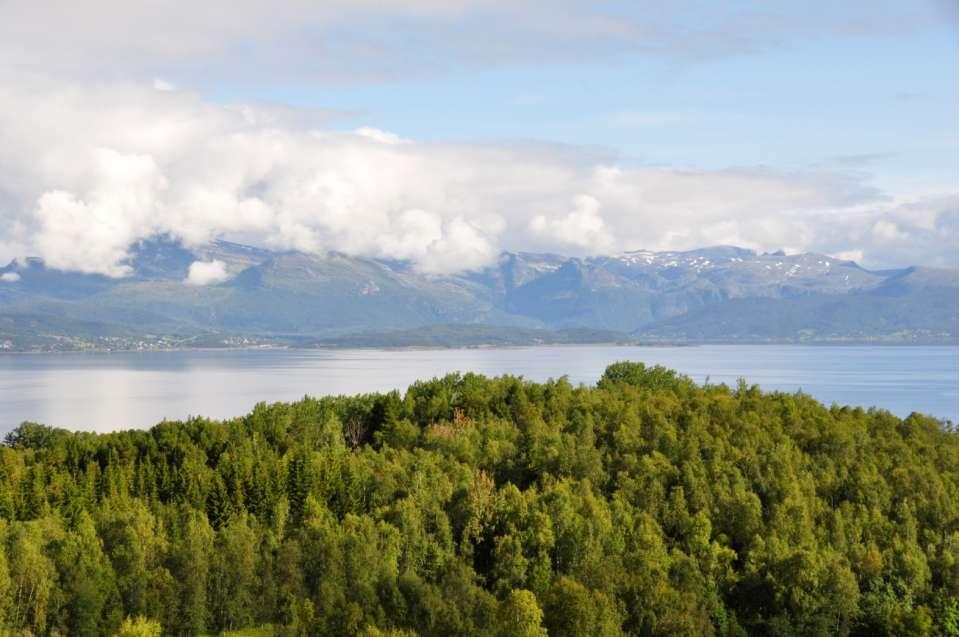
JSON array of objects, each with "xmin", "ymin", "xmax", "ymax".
[{"xmin": 1, "ymin": 239, "xmax": 957, "ymax": 350}]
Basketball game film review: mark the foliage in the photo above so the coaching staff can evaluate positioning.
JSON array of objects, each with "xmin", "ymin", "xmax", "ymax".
[
  {"xmin": 1, "ymin": 362, "xmax": 958, "ymax": 635},
  {"xmin": 116, "ymin": 615, "xmax": 162, "ymax": 637}
]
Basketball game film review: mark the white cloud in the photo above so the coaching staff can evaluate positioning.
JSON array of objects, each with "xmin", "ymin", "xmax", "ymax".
[
  {"xmin": 529, "ymin": 195, "xmax": 613, "ymax": 251},
  {"xmin": 872, "ymin": 219, "xmax": 908, "ymax": 241},
  {"xmin": 354, "ymin": 127, "xmax": 405, "ymax": 145},
  {"xmin": 185, "ymin": 260, "xmax": 230, "ymax": 286},
  {"xmin": 831, "ymin": 249, "xmax": 864, "ymax": 263},
  {"xmin": 0, "ymin": 79, "xmax": 956, "ymax": 274},
  {"xmin": 0, "ymin": 272, "xmax": 20, "ymax": 282},
  {"xmin": 0, "ymin": 1, "xmax": 944, "ymax": 83},
  {"xmin": 29, "ymin": 148, "xmax": 166, "ymax": 276},
  {"xmin": 414, "ymin": 217, "xmax": 499, "ymax": 273},
  {"xmin": 153, "ymin": 78, "xmax": 175, "ymax": 92}
]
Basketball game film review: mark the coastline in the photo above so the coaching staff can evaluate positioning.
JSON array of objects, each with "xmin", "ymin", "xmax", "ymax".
[{"xmin": 1, "ymin": 338, "xmax": 957, "ymax": 355}]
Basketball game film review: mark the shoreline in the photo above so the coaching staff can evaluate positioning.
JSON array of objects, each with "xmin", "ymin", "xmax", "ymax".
[{"xmin": 1, "ymin": 339, "xmax": 958, "ymax": 355}]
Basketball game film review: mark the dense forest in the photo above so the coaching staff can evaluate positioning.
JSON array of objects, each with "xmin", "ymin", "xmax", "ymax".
[{"xmin": 2, "ymin": 363, "xmax": 959, "ymax": 636}]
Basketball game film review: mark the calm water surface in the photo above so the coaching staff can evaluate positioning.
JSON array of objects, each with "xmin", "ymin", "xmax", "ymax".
[{"xmin": 0, "ymin": 345, "xmax": 956, "ymax": 433}]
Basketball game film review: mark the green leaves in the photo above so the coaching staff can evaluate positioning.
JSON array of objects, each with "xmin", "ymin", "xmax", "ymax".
[{"xmin": 1, "ymin": 364, "xmax": 959, "ymax": 635}]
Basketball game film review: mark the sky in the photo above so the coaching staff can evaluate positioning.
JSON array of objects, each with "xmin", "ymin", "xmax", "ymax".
[{"xmin": 0, "ymin": 0, "xmax": 957, "ymax": 277}]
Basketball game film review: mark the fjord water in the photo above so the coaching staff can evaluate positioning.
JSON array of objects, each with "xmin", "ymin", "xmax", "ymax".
[{"xmin": 0, "ymin": 345, "xmax": 956, "ymax": 434}]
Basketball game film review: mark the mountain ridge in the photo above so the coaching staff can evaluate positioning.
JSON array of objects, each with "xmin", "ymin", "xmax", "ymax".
[{"xmin": 1, "ymin": 239, "xmax": 957, "ymax": 350}]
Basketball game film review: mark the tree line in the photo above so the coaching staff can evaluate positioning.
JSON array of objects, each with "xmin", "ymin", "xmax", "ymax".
[{"xmin": 1, "ymin": 362, "xmax": 958, "ymax": 636}]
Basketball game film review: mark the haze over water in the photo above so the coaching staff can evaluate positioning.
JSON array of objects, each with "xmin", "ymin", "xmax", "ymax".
[{"xmin": 0, "ymin": 345, "xmax": 956, "ymax": 434}]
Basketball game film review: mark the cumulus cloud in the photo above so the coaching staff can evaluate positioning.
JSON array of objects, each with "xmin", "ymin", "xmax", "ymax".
[
  {"xmin": 0, "ymin": 272, "xmax": 21, "ymax": 282},
  {"xmin": 529, "ymin": 195, "xmax": 613, "ymax": 252},
  {"xmin": 0, "ymin": 80, "xmax": 956, "ymax": 274},
  {"xmin": 185, "ymin": 260, "xmax": 231, "ymax": 286},
  {"xmin": 30, "ymin": 148, "xmax": 167, "ymax": 276}
]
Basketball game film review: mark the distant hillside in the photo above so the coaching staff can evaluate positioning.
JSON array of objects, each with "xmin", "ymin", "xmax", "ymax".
[
  {"xmin": 310, "ymin": 325, "xmax": 636, "ymax": 349},
  {"xmin": 1, "ymin": 239, "xmax": 957, "ymax": 350},
  {"xmin": 640, "ymin": 268, "xmax": 959, "ymax": 343}
]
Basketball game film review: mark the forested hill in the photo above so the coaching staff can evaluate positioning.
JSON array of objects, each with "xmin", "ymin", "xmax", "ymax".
[{"xmin": 2, "ymin": 364, "xmax": 959, "ymax": 636}]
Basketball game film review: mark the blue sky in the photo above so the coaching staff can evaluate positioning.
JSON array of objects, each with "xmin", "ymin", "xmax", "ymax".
[
  {"xmin": 254, "ymin": 22, "xmax": 959, "ymax": 194},
  {"xmin": 0, "ymin": 0, "xmax": 957, "ymax": 274}
]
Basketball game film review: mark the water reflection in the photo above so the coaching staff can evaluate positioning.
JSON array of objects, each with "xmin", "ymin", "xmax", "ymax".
[{"xmin": 0, "ymin": 345, "xmax": 956, "ymax": 433}]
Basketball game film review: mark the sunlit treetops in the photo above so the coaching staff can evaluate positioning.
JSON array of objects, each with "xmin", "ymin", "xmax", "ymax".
[{"xmin": 1, "ymin": 362, "xmax": 958, "ymax": 636}]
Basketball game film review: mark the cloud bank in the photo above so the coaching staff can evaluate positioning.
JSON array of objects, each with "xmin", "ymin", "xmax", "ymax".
[
  {"xmin": 0, "ymin": 80, "xmax": 956, "ymax": 275},
  {"xmin": 0, "ymin": 1, "xmax": 954, "ymax": 275}
]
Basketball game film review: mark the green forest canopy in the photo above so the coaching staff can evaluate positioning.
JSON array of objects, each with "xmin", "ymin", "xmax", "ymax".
[{"xmin": 1, "ymin": 362, "xmax": 959, "ymax": 636}]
